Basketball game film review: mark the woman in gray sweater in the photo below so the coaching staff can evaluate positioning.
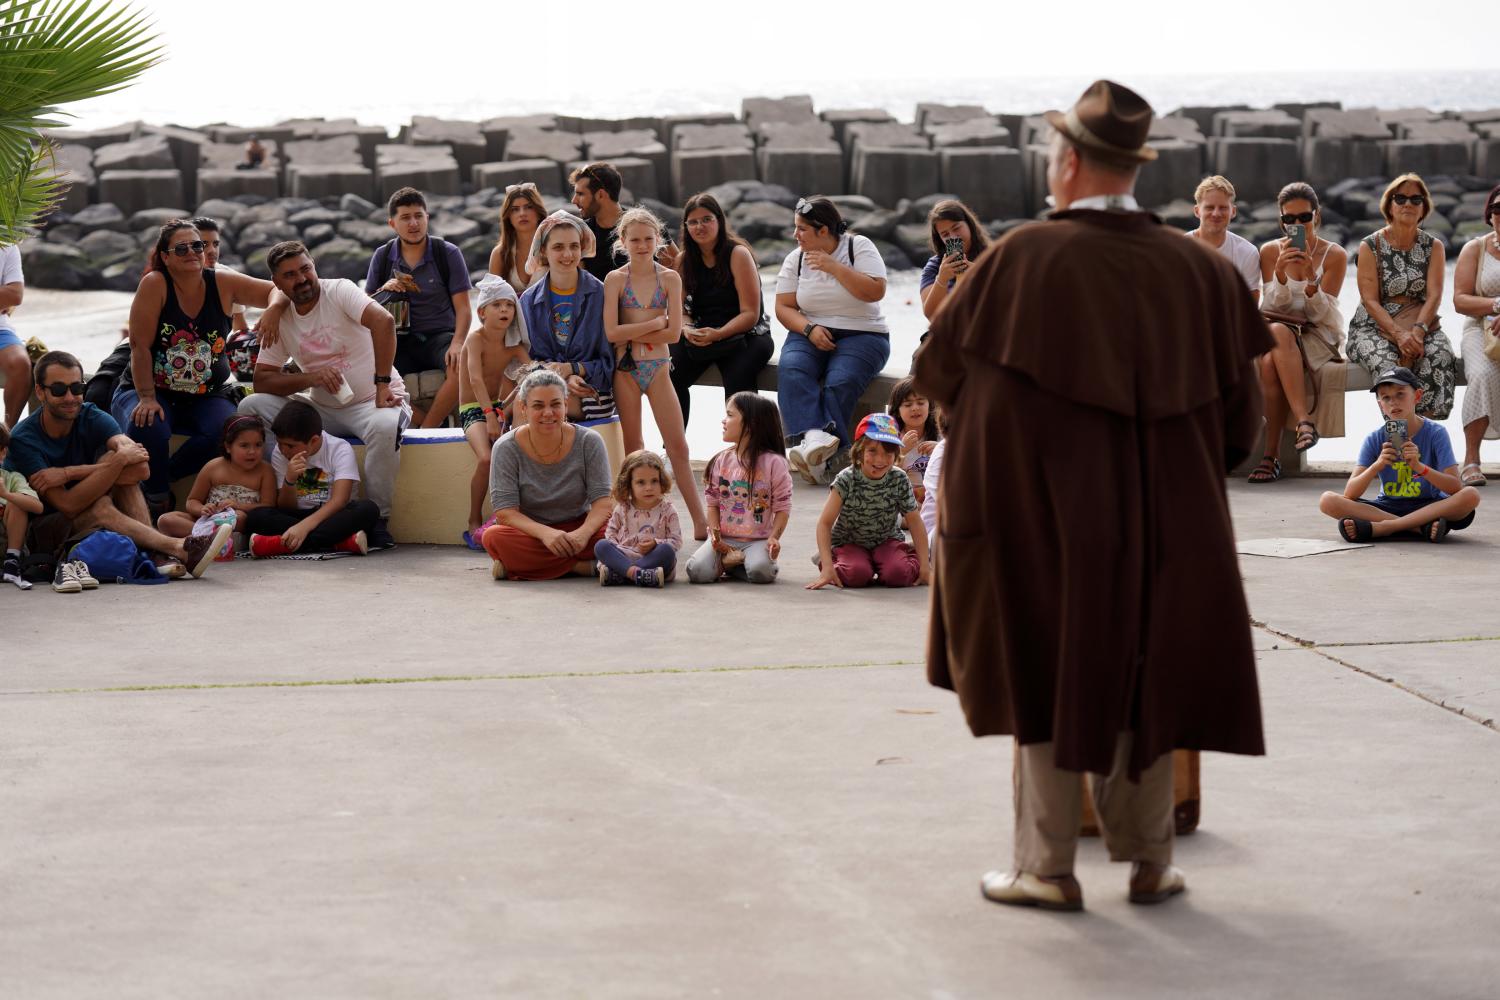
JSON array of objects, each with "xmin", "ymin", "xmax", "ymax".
[{"xmin": 482, "ymin": 370, "xmax": 612, "ymax": 579}]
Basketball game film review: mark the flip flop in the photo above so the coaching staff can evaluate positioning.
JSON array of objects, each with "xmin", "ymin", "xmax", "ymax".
[
  {"xmin": 1460, "ymin": 463, "xmax": 1486, "ymax": 487},
  {"xmin": 1425, "ymin": 518, "xmax": 1451, "ymax": 544},
  {"xmin": 461, "ymin": 529, "xmax": 485, "ymax": 551},
  {"xmin": 1293, "ymin": 420, "xmax": 1320, "ymax": 452},
  {"xmin": 1338, "ymin": 517, "xmax": 1373, "ymax": 543}
]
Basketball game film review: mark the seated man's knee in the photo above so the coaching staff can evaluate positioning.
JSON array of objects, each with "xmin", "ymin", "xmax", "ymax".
[{"xmin": 115, "ymin": 460, "xmax": 149, "ymax": 485}]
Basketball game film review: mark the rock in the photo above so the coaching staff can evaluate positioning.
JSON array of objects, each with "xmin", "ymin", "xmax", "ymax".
[
  {"xmin": 828, "ymin": 195, "xmax": 879, "ymax": 215},
  {"xmin": 241, "ymin": 247, "xmax": 271, "ymax": 280},
  {"xmin": 637, "ymin": 198, "xmax": 681, "ymax": 234},
  {"xmin": 901, "ymin": 194, "xmax": 954, "ymax": 225},
  {"xmin": 851, "ymin": 147, "xmax": 939, "ymax": 209},
  {"xmin": 70, "ymin": 203, "xmax": 128, "ymax": 233},
  {"xmin": 128, "ymin": 208, "xmax": 190, "ymax": 231},
  {"xmin": 237, "ymin": 221, "xmax": 300, "ymax": 255},
  {"xmin": 1158, "ymin": 199, "xmax": 1198, "ymax": 230},
  {"xmin": 44, "ymin": 224, "xmax": 82, "ymax": 243},
  {"xmin": 892, "ymin": 223, "xmax": 933, "ymax": 265},
  {"xmin": 77, "ymin": 229, "xmax": 142, "ymax": 265},
  {"xmin": 100, "ymin": 260, "xmax": 142, "ymax": 292},
  {"xmin": 938, "ymin": 147, "xmax": 1024, "ymax": 221},
  {"xmin": 429, "ymin": 213, "xmax": 480, "ymax": 243},
  {"xmin": 287, "ymin": 164, "xmax": 374, "ymax": 202},
  {"xmin": 750, "ymin": 237, "xmax": 796, "ymax": 268},
  {"xmin": 339, "ymin": 193, "xmax": 379, "ymax": 217},
  {"xmin": 670, "ymin": 149, "xmax": 756, "ymax": 206},
  {"xmin": 304, "ymin": 237, "xmax": 370, "ymax": 280},
  {"xmin": 287, "ymin": 206, "xmax": 351, "ymax": 230},
  {"xmin": 472, "ymin": 159, "xmax": 565, "ymax": 196},
  {"xmin": 93, "ymin": 134, "xmax": 174, "ymax": 172},
  {"xmin": 460, "ymin": 204, "xmax": 499, "ymax": 227},
  {"xmin": 234, "ymin": 202, "xmax": 289, "ymax": 227},
  {"xmin": 19, "ymin": 241, "xmax": 97, "ymax": 290},
  {"xmin": 729, "ymin": 201, "xmax": 793, "ymax": 241},
  {"xmin": 757, "ymin": 147, "xmax": 844, "ymax": 197},
  {"xmin": 230, "ymin": 192, "xmax": 271, "ymax": 207},
  {"xmin": 848, "ymin": 208, "xmax": 901, "ymax": 241},
  {"xmin": 869, "ymin": 238, "xmax": 914, "ymax": 271},
  {"xmin": 707, "ymin": 180, "xmax": 799, "ymax": 209},
  {"xmin": 194, "ymin": 198, "xmax": 246, "ymax": 228},
  {"xmin": 302, "ymin": 223, "xmax": 336, "ymax": 247},
  {"xmin": 337, "ymin": 219, "xmax": 392, "ymax": 246},
  {"xmin": 458, "ymin": 234, "xmax": 494, "ymax": 272}
]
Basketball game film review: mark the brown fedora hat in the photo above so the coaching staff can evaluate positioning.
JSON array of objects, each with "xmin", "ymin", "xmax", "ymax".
[{"xmin": 1043, "ymin": 79, "xmax": 1157, "ymax": 165}]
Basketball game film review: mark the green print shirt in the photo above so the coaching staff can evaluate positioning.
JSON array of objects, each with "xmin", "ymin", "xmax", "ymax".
[{"xmin": 830, "ymin": 466, "xmax": 917, "ymax": 549}]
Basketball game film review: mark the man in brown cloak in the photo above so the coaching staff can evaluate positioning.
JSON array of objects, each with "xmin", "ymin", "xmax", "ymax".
[{"xmin": 912, "ymin": 80, "xmax": 1271, "ymax": 912}]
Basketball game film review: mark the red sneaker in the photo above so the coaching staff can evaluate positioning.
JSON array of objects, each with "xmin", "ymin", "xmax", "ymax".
[
  {"xmin": 335, "ymin": 531, "xmax": 369, "ymax": 555},
  {"xmin": 249, "ymin": 533, "xmax": 289, "ymax": 559}
]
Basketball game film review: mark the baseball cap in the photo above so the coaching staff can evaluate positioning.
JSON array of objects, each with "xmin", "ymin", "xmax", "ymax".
[
  {"xmin": 1370, "ymin": 366, "xmax": 1421, "ymax": 392},
  {"xmin": 855, "ymin": 413, "xmax": 903, "ymax": 447}
]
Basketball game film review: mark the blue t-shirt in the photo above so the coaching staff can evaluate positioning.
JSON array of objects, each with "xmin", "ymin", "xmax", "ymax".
[
  {"xmin": 2, "ymin": 403, "xmax": 122, "ymax": 512},
  {"xmin": 919, "ymin": 254, "xmax": 943, "ymax": 292},
  {"xmin": 547, "ymin": 283, "xmax": 577, "ymax": 346},
  {"xmin": 1357, "ymin": 419, "xmax": 1454, "ymax": 502},
  {"xmin": 362, "ymin": 237, "xmax": 472, "ymax": 336}
]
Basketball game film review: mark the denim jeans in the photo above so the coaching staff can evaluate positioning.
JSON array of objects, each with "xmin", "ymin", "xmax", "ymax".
[
  {"xmin": 593, "ymin": 539, "xmax": 678, "ymax": 578},
  {"xmin": 775, "ymin": 328, "xmax": 890, "ymax": 446},
  {"xmin": 111, "ymin": 387, "xmax": 239, "ymax": 497}
]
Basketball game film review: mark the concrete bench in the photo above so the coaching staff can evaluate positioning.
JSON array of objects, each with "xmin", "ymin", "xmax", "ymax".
[{"xmin": 689, "ymin": 360, "xmax": 905, "ymax": 432}]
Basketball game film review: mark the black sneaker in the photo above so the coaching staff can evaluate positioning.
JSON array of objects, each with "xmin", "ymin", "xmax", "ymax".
[
  {"xmin": 3, "ymin": 555, "xmax": 32, "ymax": 591},
  {"xmin": 368, "ymin": 518, "xmax": 397, "ymax": 550}
]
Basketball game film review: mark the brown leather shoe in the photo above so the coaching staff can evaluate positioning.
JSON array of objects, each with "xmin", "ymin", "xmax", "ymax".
[
  {"xmin": 1128, "ymin": 862, "xmax": 1186, "ymax": 904},
  {"xmin": 980, "ymin": 870, "xmax": 1084, "ymax": 912}
]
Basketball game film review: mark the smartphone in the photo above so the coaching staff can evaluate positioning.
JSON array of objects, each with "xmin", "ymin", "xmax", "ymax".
[
  {"xmin": 1384, "ymin": 418, "xmax": 1408, "ymax": 453},
  {"xmin": 1287, "ymin": 224, "xmax": 1307, "ymax": 252},
  {"xmin": 943, "ymin": 236, "xmax": 964, "ymax": 258}
]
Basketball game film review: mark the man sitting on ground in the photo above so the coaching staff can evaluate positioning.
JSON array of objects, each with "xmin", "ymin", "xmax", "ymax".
[
  {"xmin": 571, "ymin": 162, "xmax": 624, "ymax": 282},
  {"xmin": 242, "ymin": 240, "xmax": 406, "ymax": 550},
  {"xmin": 1, "ymin": 351, "xmax": 227, "ymax": 578},
  {"xmin": 364, "ymin": 187, "xmax": 471, "ymax": 429},
  {"xmin": 1185, "ymin": 175, "xmax": 1261, "ymax": 302},
  {"xmin": 1319, "ymin": 366, "xmax": 1481, "ymax": 542},
  {"xmin": 247, "ymin": 400, "xmax": 377, "ymax": 557}
]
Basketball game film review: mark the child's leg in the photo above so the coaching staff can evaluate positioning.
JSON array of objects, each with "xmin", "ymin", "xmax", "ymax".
[
  {"xmin": 301, "ymin": 500, "xmax": 380, "ymax": 551},
  {"xmin": 685, "ymin": 540, "xmax": 722, "ymax": 583},
  {"xmin": 831, "ymin": 544, "xmax": 876, "ymax": 587},
  {"xmin": 739, "ymin": 539, "xmax": 777, "ymax": 584},
  {"xmin": 870, "ymin": 537, "xmax": 921, "ymax": 587},
  {"xmin": 464, "ymin": 421, "xmax": 492, "ymax": 530},
  {"xmin": 245, "ymin": 505, "xmax": 302, "ymax": 538},
  {"xmin": 637, "ymin": 543, "xmax": 678, "ymax": 579},
  {"xmin": 593, "ymin": 539, "xmax": 641, "ymax": 578},
  {"xmin": 157, "ymin": 510, "xmax": 196, "ymax": 537},
  {"xmin": 1319, "ymin": 490, "xmax": 1480, "ymax": 538},
  {"xmin": 613, "ymin": 371, "xmax": 645, "ymax": 452},
  {"xmin": 644, "ymin": 369, "xmax": 709, "ymax": 538},
  {"xmin": 4, "ymin": 501, "xmax": 29, "ymax": 551}
]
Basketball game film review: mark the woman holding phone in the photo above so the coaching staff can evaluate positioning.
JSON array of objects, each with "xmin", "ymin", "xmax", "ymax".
[
  {"xmin": 1247, "ymin": 182, "xmax": 1349, "ymax": 482},
  {"xmin": 919, "ymin": 200, "xmax": 990, "ymax": 320},
  {"xmin": 1449, "ymin": 183, "xmax": 1500, "ymax": 487},
  {"xmin": 1346, "ymin": 172, "xmax": 1456, "ymax": 419}
]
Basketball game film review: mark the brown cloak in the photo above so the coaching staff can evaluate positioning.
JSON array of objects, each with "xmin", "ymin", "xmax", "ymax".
[{"xmin": 912, "ymin": 209, "xmax": 1272, "ymax": 778}]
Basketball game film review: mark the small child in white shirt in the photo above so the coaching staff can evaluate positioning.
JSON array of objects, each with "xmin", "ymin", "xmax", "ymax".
[{"xmin": 593, "ymin": 450, "xmax": 683, "ymax": 587}]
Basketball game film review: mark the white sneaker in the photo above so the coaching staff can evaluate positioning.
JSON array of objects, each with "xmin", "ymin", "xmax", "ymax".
[
  {"xmin": 800, "ymin": 429, "xmax": 840, "ymax": 468},
  {"xmin": 71, "ymin": 560, "xmax": 99, "ymax": 589},
  {"xmin": 52, "ymin": 561, "xmax": 82, "ymax": 593},
  {"xmin": 809, "ymin": 458, "xmax": 836, "ymax": 486}
]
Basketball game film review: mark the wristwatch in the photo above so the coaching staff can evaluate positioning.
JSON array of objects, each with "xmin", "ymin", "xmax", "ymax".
[
  {"xmin": 802, "ymin": 322, "xmax": 817, "ymax": 337},
  {"xmin": 373, "ymin": 374, "xmax": 392, "ymax": 384}
]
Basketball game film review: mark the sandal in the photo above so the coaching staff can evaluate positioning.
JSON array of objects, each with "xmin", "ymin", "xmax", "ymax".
[
  {"xmin": 461, "ymin": 529, "xmax": 485, "ymax": 551},
  {"xmin": 1338, "ymin": 517, "xmax": 1373, "ymax": 543},
  {"xmin": 1293, "ymin": 420, "xmax": 1320, "ymax": 452},
  {"xmin": 1247, "ymin": 457, "xmax": 1281, "ymax": 483},
  {"xmin": 1425, "ymin": 518, "xmax": 1451, "ymax": 544},
  {"xmin": 1460, "ymin": 463, "xmax": 1486, "ymax": 487}
]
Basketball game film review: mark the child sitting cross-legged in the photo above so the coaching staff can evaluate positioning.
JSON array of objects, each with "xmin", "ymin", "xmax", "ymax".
[
  {"xmin": 246, "ymin": 400, "xmax": 378, "ymax": 557},
  {"xmin": 460, "ymin": 275, "xmax": 532, "ymax": 549},
  {"xmin": 157, "ymin": 414, "xmax": 276, "ymax": 560},
  {"xmin": 1319, "ymin": 366, "xmax": 1481, "ymax": 543},
  {"xmin": 808, "ymin": 413, "xmax": 930, "ymax": 590},
  {"xmin": 593, "ymin": 450, "xmax": 683, "ymax": 587},
  {"xmin": 1, "ymin": 422, "xmax": 45, "ymax": 589}
]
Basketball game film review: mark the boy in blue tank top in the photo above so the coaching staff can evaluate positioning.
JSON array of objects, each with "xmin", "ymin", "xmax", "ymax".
[{"xmin": 1318, "ymin": 366, "xmax": 1481, "ymax": 543}]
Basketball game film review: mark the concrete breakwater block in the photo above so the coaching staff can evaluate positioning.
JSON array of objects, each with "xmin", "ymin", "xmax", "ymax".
[
  {"xmin": 287, "ymin": 164, "xmax": 374, "ymax": 202},
  {"xmin": 202, "ymin": 139, "xmax": 282, "ymax": 171},
  {"xmin": 503, "ymin": 128, "xmax": 584, "ymax": 165},
  {"xmin": 565, "ymin": 157, "xmax": 659, "ymax": 203},
  {"xmin": 938, "ymin": 147, "xmax": 1023, "ymax": 222},
  {"xmin": 672, "ymin": 123, "xmax": 753, "ymax": 152},
  {"xmin": 1304, "ymin": 108, "xmax": 1390, "ymax": 139},
  {"xmin": 821, "ymin": 108, "xmax": 894, "ymax": 145},
  {"xmin": 757, "ymin": 147, "xmax": 844, "ymax": 198},
  {"xmin": 742, "ymin": 95, "xmax": 816, "ymax": 128},
  {"xmin": 1169, "ymin": 105, "xmax": 1251, "ymax": 136},
  {"xmin": 1383, "ymin": 139, "xmax": 1471, "ymax": 177},
  {"xmin": 852, "ymin": 147, "xmax": 939, "ymax": 210},
  {"xmin": 927, "ymin": 118, "xmax": 1011, "ymax": 149},
  {"xmin": 1209, "ymin": 138, "xmax": 1298, "ymax": 202},
  {"xmin": 143, "ymin": 126, "xmax": 206, "ymax": 207},
  {"xmin": 757, "ymin": 120, "xmax": 836, "ymax": 148},
  {"xmin": 50, "ymin": 144, "xmax": 96, "ymax": 212},
  {"xmin": 1397, "ymin": 120, "xmax": 1475, "ymax": 141},
  {"xmin": 376, "ymin": 158, "xmax": 460, "ymax": 199},
  {"xmin": 1474, "ymin": 137, "xmax": 1500, "ymax": 176},
  {"xmin": 583, "ymin": 130, "xmax": 668, "ymax": 190},
  {"xmin": 209, "ymin": 124, "xmax": 296, "ymax": 145},
  {"xmin": 660, "ymin": 113, "xmax": 737, "ymax": 152},
  {"xmin": 1301, "ymin": 137, "xmax": 1385, "ymax": 189},
  {"xmin": 843, "ymin": 121, "xmax": 927, "ymax": 154},
  {"xmin": 1213, "ymin": 110, "xmax": 1301, "ymax": 139},
  {"xmin": 1136, "ymin": 140, "xmax": 1206, "ymax": 208},
  {"xmin": 198, "ymin": 168, "xmax": 281, "ymax": 202},
  {"xmin": 287, "ymin": 121, "xmax": 388, "ymax": 166},
  {"xmin": 916, "ymin": 104, "xmax": 989, "ymax": 131},
  {"xmin": 93, "ymin": 134, "xmax": 174, "ymax": 172},
  {"xmin": 1022, "ymin": 144, "xmax": 1050, "ymax": 219},
  {"xmin": 407, "ymin": 117, "xmax": 487, "ymax": 177},
  {"xmin": 280, "ymin": 136, "xmax": 358, "ymax": 187},
  {"xmin": 1149, "ymin": 117, "xmax": 1205, "ymax": 143},
  {"xmin": 41, "ymin": 121, "xmax": 141, "ymax": 150},
  {"xmin": 98, "ymin": 169, "xmax": 184, "ymax": 218},
  {"xmin": 472, "ymin": 159, "xmax": 565, "ymax": 196},
  {"xmin": 671, "ymin": 148, "xmax": 756, "ymax": 205},
  {"xmin": 479, "ymin": 115, "xmax": 558, "ymax": 161}
]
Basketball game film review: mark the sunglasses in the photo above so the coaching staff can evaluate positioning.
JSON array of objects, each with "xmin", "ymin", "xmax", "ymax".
[
  {"xmin": 44, "ymin": 381, "xmax": 86, "ymax": 398},
  {"xmin": 505, "ymin": 182, "xmax": 540, "ymax": 195},
  {"xmin": 1391, "ymin": 193, "xmax": 1426, "ymax": 206},
  {"xmin": 1280, "ymin": 212, "xmax": 1315, "ymax": 225},
  {"xmin": 167, "ymin": 240, "xmax": 208, "ymax": 257},
  {"xmin": 795, "ymin": 198, "xmax": 814, "ymax": 216}
]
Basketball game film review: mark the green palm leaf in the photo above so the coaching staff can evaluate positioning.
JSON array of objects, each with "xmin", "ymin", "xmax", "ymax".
[{"xmin": 0, "ymin": 0, "xmax": 162, "ymax": 245}]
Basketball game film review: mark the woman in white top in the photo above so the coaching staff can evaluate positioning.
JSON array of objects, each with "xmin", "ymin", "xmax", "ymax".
[
  {"xmin": 487, "ymin": 183, "xmax": 545, "ymax": 295},
  {"xmin": 1450, "ymin": 183, "xmax": 1500, "ymax": 486},
  {"xmin": 773, "ymin": 197, "xmax": 890, "ymax": 484},
  {"xmin": 1249, "ymin": 182, "xmax": 1348, "ymax": 483}
]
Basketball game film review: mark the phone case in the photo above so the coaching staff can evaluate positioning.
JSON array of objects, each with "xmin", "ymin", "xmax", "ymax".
[{"xmin": 1384, "ymin": 418, "xmax": 1408, "ymax": 451}]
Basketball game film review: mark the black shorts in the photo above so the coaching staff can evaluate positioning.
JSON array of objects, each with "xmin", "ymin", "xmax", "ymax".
[
  {"xmin": 395, "ymin": 330, "xmax": 454, "ymax": 375},
  {"xmin": 1356, "ymin": 495, "xmax": 1475, "ymax": 530}
]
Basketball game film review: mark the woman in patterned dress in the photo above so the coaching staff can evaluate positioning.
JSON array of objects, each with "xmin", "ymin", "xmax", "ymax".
[
  {"xmin": 1345, "ymin": 173, "xmax": 1456, "ymax": 419},
  {"xmin": 1450, "ymin": 184, "xmax": 1500, "ymax": 486}
]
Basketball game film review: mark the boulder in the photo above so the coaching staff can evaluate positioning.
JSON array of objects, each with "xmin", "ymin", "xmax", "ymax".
[
  {"xmin": 407, "ymin": 117, "xmax": 487, "ymax": 177},
  {"xmin": 672, "ymin": 123, "xmax": 754, "ymax": 152},
  {"xmin": 750, "ymin": 237, "xmax": 796, "ymax": 268},
  {"xmin": 504, "ymin": 128, "xmax": 584, "ymax": 164},
  {"xmin": 472, "ymin": 159, "xmax": 565, "ymax": 196},
  {"xmin": 337, "ymin": 219, "xmax": 393, "ymax": 246},
  {"xmin": 742, "ymin": 95, "xmax": 816, "ymax": 128},
  {"xmin": 70, "ymin": 202, "xmax": 128, "ymax": 234},
  {"xmin": 285, "ymin": 164, "xmax": 373, "ymax": 201},
  {"xmin": 98, "ymin": 169, "xmax": 185, "ymax": 217},
  {"xmin": 1135, "ymin": 140, "xmax": 1206, "ymax": 208},
  {"xmin": 100, "ymin": 260, "xmax": 142, "ymax": 292},
  {"xmin": 820, "ymin": 109, "xmax": 895, "ymax": 145},
  {"xmin": 638, "ymin": 198, "xmax": 682, "ymax": 235},
  {"xmin": 458, "ymin": 234, "xmax": 494, "ymax": 273},
  {"xmin": 128, "ymin": 208, "xmax": 189, "ymax": 231},
  {"xmin": 429, "ymin": 213, "xmax": 480, "ymax": 243},
  {"xmin": 756, "ymin": 147, "xmax": 844, "ymax": 198},
  {"xmin": 704, "ymin": 180, "xmax": 799, "ymax": 213},
  {"xmin": 303, "ymin": 237, "xmax": 370, "ymax": 280},
  {"xmin": 1300, "ymin": 137, "xmax": 1385, "ymax": 190},
  {"xmin": 1383, "ymin": 140, "xmax": 1471, "ymax": 177},
  {"xmin": 851, "ymin": 147, "xmax": 939, "ymax": 209},
  {"xmin": 340, "ymin": 193, "xmax": 379, "ymax": 217},
  {"xmin": 670, "ymin": 149, "xmax": 756, "ymax": 205},
  {"xmin": 848, "ymin": 207, "xmax": 902, "ymax": 241},
  {"xmin": 77, "ymin": 229, "xmax": 141, "ymax": 265},
  {"xmin": 194, "ymin": 198, "xmax": 245, "ymax": 226},
  {"xmin": 237, "ymin": 221, "xmax": 299, "ymax": 255},
  {"xmin": 869, "ymin": 238, "xmax": 915, "ymax": 271},
  {"xmin": 1208, "ymin": 138, "xmax": 1299, "ymax": 203},
  {"xmin": 288, "ymin": 206, "xmax": 350, "ymax": 230},
  {"xmin": 43, "ymin": 223, "xmax": 83, "ymax": 243},
  {"xmin": 1157, "ymin": 198, "xmax": 1198, "ymax": 231},
  {"xmin": 19, "ymin": 241, "xmax": 96, "ymax": 290},
  {"xmin": 938, "ymin": 147, "xmax": 1024, "ymax": 221},
  {"xmin": 302, "ymin": 223, "xmax": 336, "ymax": 247},
  {"xmin": 927, "ymin": 119, "xmax": 1011, "ymax": 149},
  {"xmin": 236, "ymin": 202, "xmax": 290, "ymax": 227},
  {"xmin": 892, "ymin": 222, "xmax": 933, "ymax": 265},
  {"xmin": 48, "ymin": 143, "xmax": 96, "ymax": 209},
  {"xmin": 728, "ymin": 200, "xmax": 793, "ymax": 241},
  {"xmin": 197, "ymin": 168, "xmax": 281, "ymax": 202},
  {"xmin": 916, "ymin": 104, "xmax": 990, "ymax": 131},
  {"xmin": 94, "ymin": 134, "xmax": 174, "ymax": 172}
]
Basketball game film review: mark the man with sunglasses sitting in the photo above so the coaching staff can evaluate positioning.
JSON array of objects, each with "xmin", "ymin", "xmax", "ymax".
[{"xmin": 2, "ymin": 351, "xmax": 226, "ymax": 578}]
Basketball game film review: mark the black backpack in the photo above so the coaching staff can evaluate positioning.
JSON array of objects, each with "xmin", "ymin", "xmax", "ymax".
[
  {"xmin": 84, "ymin": 342, "xmax": 132, "ymax": 410},
  {"xmin": 372, "ymin": 236, "xmax": 454, "ymax": 290}
]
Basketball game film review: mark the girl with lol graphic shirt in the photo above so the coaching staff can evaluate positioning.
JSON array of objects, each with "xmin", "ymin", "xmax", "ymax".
[{"xmin": 686, "ymin": 392, "xmax": 793, "ymax": 584}]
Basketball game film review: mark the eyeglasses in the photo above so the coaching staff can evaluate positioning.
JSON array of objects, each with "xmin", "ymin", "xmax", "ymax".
[
  {"xmin": 44, "ymin": 381, "xmax": 86, "ymax": 398},
  {"xmin": 167, "ymin": 241, "xmax": 207, "ymax": 257},
  {"xmin": 1280, "ymin": 212, "xmax": 1315, "ymax": 225},
  {"xmin": 1391, "ymin": 193, "xmax": 1426, "ymax": 206},
  {"xmin": 684, "ymin": 217, "xmax": 716, "ymax": 229}
]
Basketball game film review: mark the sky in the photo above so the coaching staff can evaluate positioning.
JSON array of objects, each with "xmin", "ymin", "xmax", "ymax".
[{"xmin": 62, "ymin": 0, "xmax": 1500, "ymax": 130}]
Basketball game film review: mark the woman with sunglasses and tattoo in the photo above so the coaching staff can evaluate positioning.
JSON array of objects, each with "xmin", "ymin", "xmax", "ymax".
[
  {"xmin": 489, "ymin": 182, "xmax": 547, "ymax": 295},
  {"xmin": 775, "ymin": 196, "xmax": 890, "ymax": 485},
  {"xmin": 111, "ymin": 220, "xmax": 290, "ymax": 514},
  {"xmin": 1346, "ymin": 173, "xmax": 1456, "ymax": 419},
  {"xmin": 1245, "ymin": 182, "xmax": 1349, "ymax": 482}
]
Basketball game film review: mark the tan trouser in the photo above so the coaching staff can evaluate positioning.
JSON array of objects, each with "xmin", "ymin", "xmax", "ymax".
[{"xmin": 1013, "ymin": 733, "xmax": 1174, "ymax": 876}]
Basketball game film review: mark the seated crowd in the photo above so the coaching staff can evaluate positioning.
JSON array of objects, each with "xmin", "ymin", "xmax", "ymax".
[{"xmin": 4, "ymin": 162, "xmax": 1499, "ymax": 590}]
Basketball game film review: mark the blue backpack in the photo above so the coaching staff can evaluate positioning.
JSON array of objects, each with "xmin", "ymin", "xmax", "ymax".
[{"xmin": 68, "ymin": 531, "xmax": 169, "ymax": 585}]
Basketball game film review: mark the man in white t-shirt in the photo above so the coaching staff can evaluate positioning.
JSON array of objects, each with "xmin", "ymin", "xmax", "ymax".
[
  {"xmin": 240, "ymin": 240, "xmax": 409, "ymax": 549},
  {"xmin": 0, "ymin": 242, "xmax": 30, "ymax": 428},
  {"xmin": 1185, "ymin": 175, "xmax": 1261, "ymax": 302}
]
